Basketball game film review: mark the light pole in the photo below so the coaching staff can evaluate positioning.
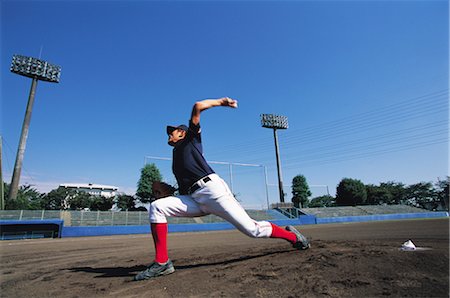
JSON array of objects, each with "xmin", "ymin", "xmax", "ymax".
[
  {"xmin": 8, "ymin": 55, "xmax": 61, "ymax": 201},
  {"xmin": 261, "ymin": 114, "xmax": 288, "ymax": 203}
]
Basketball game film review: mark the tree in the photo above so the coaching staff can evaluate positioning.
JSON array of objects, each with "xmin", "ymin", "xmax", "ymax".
[
  {"xmin": 366, "ymin": 184, "xmax": 387, "ymax": 205},
  {"xmin": 136, "ymin": 163, "xmax": 163, "ymax": 203},
  {"xmin": 405, "ymin": 182, "xmax": 438, "ymax": 210},
  {"xmin": 41, "ymin": 187, "xmax": 77, "ymax": 210},
  {"xmin": 133, "ymin": 206, "xmax": 148, "ymax": 211},
  {"xmin": 336, "ymin": 178, "xmax": 367, "ymax": 206},
  {"xmin": 67, "ymin": 192, "xmax": 93, "ymax": 210},
  {"xmin": 366, "ymin": 181, "xmax": 411, "ymax": 205},
  {"xmin": 435, "ymin": 177, "xmax": 449, "ymax": 211},
  {"xmin": 4, "ymin": 183, "xmax": 43, "ymax": 210},
  {"xmin": 381, "ymin": 182, "xmax": 407, "ymax": 204},
  {"xmin": 89, "ymin": 195, "xmax": 114, "ymax": 211},
  {"xmin": 309, "ymin": 195, "xmax": 335, "ymax": 208},
  {"xmin": 116, "ymin": 194, "xmax": 137, "ymax": 211},
  {"xmin": 291, "ymin": 175, "xmax": 312, "ymax": 208}
]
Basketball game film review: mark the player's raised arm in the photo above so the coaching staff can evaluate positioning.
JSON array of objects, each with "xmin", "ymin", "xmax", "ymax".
[{"xmin": 190, "ymin": 97, "xmax": 238, "ymax": 125}]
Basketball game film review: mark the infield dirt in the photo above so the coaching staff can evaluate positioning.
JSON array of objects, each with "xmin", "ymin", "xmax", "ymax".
[{"xmin": 1, "ymin": 218, "xmax": 448, "ymax": 297}]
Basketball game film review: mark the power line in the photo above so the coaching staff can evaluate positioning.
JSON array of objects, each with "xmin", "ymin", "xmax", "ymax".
[
  {"xmin": 284, "ymin": 137, "xmax": 448, "ymax": 169},
  {"xmin": 232, "ymin": 104, "xmax": 446, "ymax": 159},
  {"xmin": 282, "ymin": 96, "xmax": 446, "ymax": 144},
  {"xmin": 284, "ymin": 129, "xmax": 447, "ymax": 164},
  {"xmin": 207, "ymin": 90, "xmax": 448, "ymax": 157},
  {"xmin": 284, "ymin": 89, "xmax": 448, "ymax": 138},
  {"xmin": 202, "ymin": 89, "xmax": 450, "ymax": 172},
  {"xmin": 283, "ymin": 122, "xmax": 448, "ymax": 161},
  {"xmin": 242, "ymin": 128, "xmax": 447, "ymax": 167}
]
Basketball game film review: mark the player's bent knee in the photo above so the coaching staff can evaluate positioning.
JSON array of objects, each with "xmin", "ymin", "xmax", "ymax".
[
  {"xmin": 149, "ymin": 200, "xmax": 168, "ymax": 223},
  {"xmin": 149, "ymin": 200, "xmax": 160, "ymax": 213}
]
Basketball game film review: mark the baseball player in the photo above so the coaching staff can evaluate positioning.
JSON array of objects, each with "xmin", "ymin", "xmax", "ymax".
[{"xmin": 134, "ymin": 97, "xmax": 310, "ymax": 281}]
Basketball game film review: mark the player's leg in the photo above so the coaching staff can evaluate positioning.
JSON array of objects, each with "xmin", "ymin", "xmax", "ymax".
[
  {"xmin": 149, "ymin": 194, "xmax": 208, "ymax": 224},
  {"xmin": 150, "ymin": 195, "xmax": 208, "ymax": 261},
  {"xmin": 193, "ymin": 175, "xmax": 309, "ymax": 249},
  {"xmin": 214, "ymin": 195, "xmax": 309, "ymax": 249},
  {"xmin": 149, "ymin": 195, "xmax": 208, "ymax": 261},
  {"xmin": 135, "ymin": 195, "xmax": 207, "ymax": 281}
]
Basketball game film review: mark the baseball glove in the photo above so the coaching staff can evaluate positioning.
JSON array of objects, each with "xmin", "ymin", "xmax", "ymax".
[{"xmin": 152, "ymin": 181, "xmax": 177, "ymax": 200}]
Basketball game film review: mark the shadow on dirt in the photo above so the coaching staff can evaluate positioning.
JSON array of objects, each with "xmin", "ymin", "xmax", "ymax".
[
  {"xmin": 174, "ymin": 248, "xmax": 293, "ymax": 270},
  {"xmin": 67, "ymin": 265, "xmax": 147, "ymax": 278}
]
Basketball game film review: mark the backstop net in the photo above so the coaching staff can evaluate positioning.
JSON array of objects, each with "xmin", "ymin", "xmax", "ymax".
[{"xmin": 144, "ymin": 156, "xmax": 269, "ymax": 209}]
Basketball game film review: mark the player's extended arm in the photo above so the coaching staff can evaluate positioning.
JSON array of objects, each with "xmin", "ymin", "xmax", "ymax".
[{"xmin": 191, "ymin": 97, "xmax": 238, "ymax": 125}]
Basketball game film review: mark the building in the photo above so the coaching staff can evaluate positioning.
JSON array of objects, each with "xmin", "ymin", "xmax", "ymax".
[{"xmin": 59, "ymin": 183, "xmax": 119, "ymax": 198}]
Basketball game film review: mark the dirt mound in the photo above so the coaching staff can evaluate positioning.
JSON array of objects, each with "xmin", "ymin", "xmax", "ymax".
[{"xmin": 1, "ymin": 219, "xmax": 448, "ymax": 297}]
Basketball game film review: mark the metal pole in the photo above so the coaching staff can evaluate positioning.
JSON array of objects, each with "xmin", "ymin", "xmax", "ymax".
[
  {"xmin": 263, "ymin": 166, "xmax": 270, "ymax": 209},
  {"xmin": 273, "ymin": 128, "xmax": 285, "ymax": 203},
  {"xmin": 9, "ymin": 77, "xmax": 38, "ymax": 201},
  {"xmin": 229, "ymin": 163, "xmax": 233, "ymax": 194}
]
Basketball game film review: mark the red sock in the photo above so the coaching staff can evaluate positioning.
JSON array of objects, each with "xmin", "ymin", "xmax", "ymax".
[
  {"xmin": 270, "ymin": 223, "xmax": 297, "ymax": 244},
  {"xmin": 151, "ymin": 223, "xmax": 169, "ymax": 264}
]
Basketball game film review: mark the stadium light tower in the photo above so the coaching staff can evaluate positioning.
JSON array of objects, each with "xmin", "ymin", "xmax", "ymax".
[
  {"xmin": 261, "ymin": 114, "xmax": 288, "ymax": 203},
  {"xmin": 8, "ymin": 55, "xmax": 61, "ymax": 201}
]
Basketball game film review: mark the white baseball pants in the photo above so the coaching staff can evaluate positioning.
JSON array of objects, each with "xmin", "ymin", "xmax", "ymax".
[{"xmin": 149, "ymin": 174, "xmax": 273, "ymax": 238}]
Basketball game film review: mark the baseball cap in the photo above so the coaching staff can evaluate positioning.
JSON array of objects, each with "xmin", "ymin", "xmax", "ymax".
[{"xmin": 166, "ymin": 124, "xmax": 188, "ymax": 135}]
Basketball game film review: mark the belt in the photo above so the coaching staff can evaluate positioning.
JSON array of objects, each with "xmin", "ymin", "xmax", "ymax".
[{"xmin": 188, "ymin": 176, "xmax": 212, "ymax": 194}]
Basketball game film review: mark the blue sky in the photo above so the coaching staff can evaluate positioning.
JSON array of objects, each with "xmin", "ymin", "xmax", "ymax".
[{"xmin": 1, "ymin": 0, "xmax": 448, "ymax": 208}]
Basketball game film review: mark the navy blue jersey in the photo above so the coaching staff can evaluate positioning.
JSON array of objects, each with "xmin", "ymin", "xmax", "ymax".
[{"xmin": 172, "ymin": 121, "xmax": 215, "ymax": 194}]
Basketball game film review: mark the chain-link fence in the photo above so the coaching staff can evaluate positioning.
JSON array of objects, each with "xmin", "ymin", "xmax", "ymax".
[
  {"xmin": 0, "ymin": 210, "xmax": 63, "ymax": 221},
  {"xmin": 0, "ymin": 210, "xmax": 150, "ymax": 226},
  {"xmin": 0, "ymin": 209, "xmax": 279, "ymax": 226}
]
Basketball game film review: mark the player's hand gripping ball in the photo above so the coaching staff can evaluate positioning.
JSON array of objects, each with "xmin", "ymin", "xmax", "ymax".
[
  {"xmin": 152, "ymin": 181, "xmax": 177, "ymax": 200},
  {"xmin": 221, "ymin": 97, "xmax": 238, "ymax": 108}
]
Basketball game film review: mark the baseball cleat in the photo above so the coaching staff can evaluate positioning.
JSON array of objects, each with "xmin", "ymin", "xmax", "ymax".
[
  {"xmin": 134, "ymin": 259, "xmax": 175, "ymax": 281},
  {"xmin": 286, "ymin": 225, "xmax": 310, "ymax": 250}
]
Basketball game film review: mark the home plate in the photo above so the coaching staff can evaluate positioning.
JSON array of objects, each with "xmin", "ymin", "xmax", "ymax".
[{"xmin": 400, "ymin": 239, "xmax": 432, "ymax": 251}]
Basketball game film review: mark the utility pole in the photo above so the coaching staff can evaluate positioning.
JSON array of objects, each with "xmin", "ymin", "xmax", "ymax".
[
  {"xmin": 8, "ymin": 55, "xmax": 61, "ymax": 201},
  {"xmin": 261, "ymin": 114, "xmax": 288, "ymax": 203}
]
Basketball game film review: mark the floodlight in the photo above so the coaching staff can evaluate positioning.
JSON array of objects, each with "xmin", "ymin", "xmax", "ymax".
[
  {"xmin": 261, "ymin": 114, "xmax": 289, "ymax": 203},
  {"xmin": 8, "ymin": 54, "xmax": 61, "ymax": 203},
  {"xmin": 10, "ymin": 55, "xmax": 61, "ymax": 83},
  {"xmin": 261, "ymin": 114, "xmax": 289, "ymax": 129}
]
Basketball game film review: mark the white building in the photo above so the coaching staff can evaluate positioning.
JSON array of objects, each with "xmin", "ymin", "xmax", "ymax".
[{"xmin": 59, "ymin": 183, "xmax": 119, "ymax": 198}]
